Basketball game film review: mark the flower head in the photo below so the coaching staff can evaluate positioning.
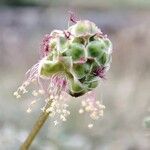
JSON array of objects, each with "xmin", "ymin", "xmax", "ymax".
[{"xmin": 14, "ymin": 14, "xmax": 112, "ymax": 127}]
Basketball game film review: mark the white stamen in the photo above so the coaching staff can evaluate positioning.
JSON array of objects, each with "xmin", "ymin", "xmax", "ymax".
[
  {"xmin": 41, "ymin": 107, "xmax": 45, "ymax": 112},
  {"xmin": 46, "ymin": 107, "xmax": 53, "ymax": 113},
  {"xmin": 50, "ymin": 95, "xmax": 54, "ymax": 99},
  {"xmin": 24, "ymin": 81, "xmax": 30, "ymax": 86},
  {"xmin": 16, "ymin": 95, "xmax": 21, "ymax": 99},
  {"xmin": 30, "ymin": 100, "xmax": 36, "ymax": 105},
  {"xmin": 32, "ymin": 90, "xmax": 38, "ymax": 96},
  {"xmin": 54, "ymin": 120, "xmax": 59, "ymax": 126},
  {"xmin": 60, "ymin": 115, "xmax": 66, "ymax": 121},
  {"xmin": 27, "ymin": 108, "xmax": 31, "ymax": 113},
  {"xmin": 79, "ymin": 109, "xmax": 84, "ymax": 114},
  {"xmin": 38, "ymin": 89, "xmax": 45, "ymax": 95},
  {"xmin": 82, "ymin": 101, "xmax": 86, "ymax": 107},
  {"xmin": 88, "ymin": 124, "xmax": 93, "ymax": 129},
  {"xmin": 13, "ymin": 91, "xmax": 18, "ymax": 96}
]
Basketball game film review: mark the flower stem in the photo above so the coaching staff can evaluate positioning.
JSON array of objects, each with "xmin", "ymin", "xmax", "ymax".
[{"xmin": 20, "ymin": 99, "xmax": 53, "ymax": 150}]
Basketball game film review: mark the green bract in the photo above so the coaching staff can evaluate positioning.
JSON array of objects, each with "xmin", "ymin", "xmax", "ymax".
[
  {"xmin": 67, "ymin": 43, "xmax": 85, "ymax": 61},
  {"xmin": 39, "ymin": 20, "xmax": 112, "ymax": 97},
  {"xmin": 69, "ymin": 20, "xmax": 100, "ymax": 37}
]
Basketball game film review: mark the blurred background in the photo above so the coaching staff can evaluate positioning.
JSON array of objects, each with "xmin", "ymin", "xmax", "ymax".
[{"xmin": 0, "ymin": 0, "xmax": 150, "ymax": 149}]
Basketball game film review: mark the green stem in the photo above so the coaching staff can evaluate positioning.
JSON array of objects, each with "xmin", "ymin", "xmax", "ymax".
[{"xmin": 20, "ymin": 99, "xmax": 53, "ymax": 150}]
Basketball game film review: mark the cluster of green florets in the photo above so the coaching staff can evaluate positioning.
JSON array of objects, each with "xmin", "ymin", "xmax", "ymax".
[{"xmin": 39, "ymin": 20, "xmax": 112, "ymax": 97}]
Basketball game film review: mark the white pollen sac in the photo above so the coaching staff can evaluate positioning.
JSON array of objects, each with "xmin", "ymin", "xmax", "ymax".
[
  {"xmin": 82, "ymin": 101, "xmax": 87, "ymax": 107},
  {"xmin": 62, "ymin": 118, "xmax": 67, "ymax": 122},
  {"xmin": 32, "ymin": 90, "xmax": 38, "ymax": 97},
  {"xmin": 24, "ymin": 81, "xmax": 30, "ymax": 86},
  {"xmin": 41, "ymin": 107, "xmax": 45, "ymax": 112},
  {"xmin": 57, "ymin": 109, "xmax": 61, "ymax": 113},
  {"xmin": 51, "ymin": 101, "xmax": 56, "ymax": 107},
  {"xmin": 85, "ymin": 106, "xmax": 91, "ymax": 112},
  {"xmin": 88, "ymin": 124, "xmax": 93, "ymax": 129},
  {"xmin": 99, "ymin": 104, "xmax": 105, "ymax": 109},
  {"xmin": 59, "ymin": 95, "xmax": 63, "ymax": 100},
  {"xmin": 90, "ymin": 112, "xmax": 99, "ymax": 120},
  {"xmin": 98, "ymin": 110, "xmax": 104, "ymax": 116},
  {"xmin": 63, "ymin": 104, "xmax": 69, "ymax": 108},
  {"xmin": 46, "ymin": 107, "xmax": 53, "ymax": 113},
  {"xmin": 50, "ymin": 95, "xmax": 54, "ymax": 99},
  {"xmin": 54, "ymin": 120, "xmax": 59, "ymax": 126},
  {"xmin": 60, "ymin": 115, "xmax": 66, "ymax": 121},
  {"xmin": 31, "ymin": 79, "xmax": 36, "ymax": 82},
  {"xmin": 13, "ymin": 91, "xmax": 18, "ymax": 96},
  {"xmin": 23, "ymin": 89, "xmax": 28, "ymax": 94},
  {"xmin": 62, "ymin": 109, "xmax": 67, "ymax": 113},
  {"xmin": 79, "ymin": 109, "xmax": 84, "ymax": 114},
  {"xmin": 38, "ymin": 89, "xmax": 45, "ymax": 95},
  {"xmin": 16, "ymin": 95, "xmax": 21, "ymax": 99},
  {"xmin": 66, "ymin": 111, "xmax": 70, "ymax": 115},
  {"xmin": 34, "ymin": 74, "xmax": 38, "ymax": 78},
  {"xmin": 30, "ymin": 100, "xmax": 36, "ymax": 105},
  {"xmin": 96, "ymin": 101, "xmax": 100, "ymax": 105},
  {"xmin": 19, "ymin": 86, "xmax": 25, "ymax": 91},
  {"xmin": 54, "ymin": 95, "xmax": 59, "ymax": 100},
  {"xmin": 49, "ymin": 112, "xmax": 55, "ymax": 117},
  {"xmin": 27, "ymin": 108, "xmax": 31, "ymax": 113}
]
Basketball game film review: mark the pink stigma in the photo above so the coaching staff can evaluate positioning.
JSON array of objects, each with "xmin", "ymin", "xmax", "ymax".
[
  {"xmin": 68, "ymin": 11, "xmax": 78, "ymax": 23},
  {"xmin": 41, "ymin": 34, "xmax": 51, "ymax": 57},
  {"xmin": 93, "ymin": 67, "xmax": 106, "ymax": 79},
  {"xmin": 63, "ymin": 31, "xmax": 71, "ymax": 39}
]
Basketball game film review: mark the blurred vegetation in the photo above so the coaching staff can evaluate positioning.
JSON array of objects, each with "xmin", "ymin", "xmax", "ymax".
[
  {"xmin": 0, "ymin": 0, "xmax": 150, "ymax": 149},
  {"xmin": 0, "ymin": 0, "xmax": 150, "ymax": 9},
  {"xmin": 0, "ymin": 0, "xmax": 48, "ymax": 6},
  {"xmin": 144, "ymin": 117, "xmax": 150, "ymax": 128}
]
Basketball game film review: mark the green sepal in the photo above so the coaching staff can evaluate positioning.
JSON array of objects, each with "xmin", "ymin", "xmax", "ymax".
[
  {"xmin": 73, "ymin": 21, "xmax": 99, "ymax": 37},
  {"xmin": 68, "ymin": 79, "xmax": 86, "ymax": 97},
  {"xmin": 96, "ymin": 52, "xmax": 109, "ymax": 65},
  {"xmin": 73, "ymin": 63, "xmax": 90, "ymax": 79},
  {"xmin": 103, "ymin": 38, "xmax": 112, "ymax": 52},
  {"xmin": 59, "ymin": 56, "xmax": 72, "ymax": 70},
  {"xmin": 87, "ymin": 41, "xmax": 104, "ymax": 58},
  {"xmin": 40, "ymin": 60, "xmax": 64, "ymax": 77},
  {"xmin": 87, "ymin": 80, "xmax": 99, "ymax": 90},
  {"xmin": 75, "ymin": 21, "xmax": 88, "ymax": 36},
  {"xmin": 70, "ymin": 79, "xmax": 84, "ymax": 93},
  {"xmin": 72, "ymin": 37, "xmax": 85, "ymax": 44},
  {"xmin": 67, "ymin": 43, "xmax": 85, "ymax": 61},
  {"xmin": 59, "ymin": 36, "xmax": 68, "ymax": 50}
]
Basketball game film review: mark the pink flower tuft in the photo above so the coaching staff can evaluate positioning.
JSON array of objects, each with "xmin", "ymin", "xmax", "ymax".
[
  {"xmin": 41, "ymin": 34, "xmax": 51, "ymax": 57},
  {"xmin": 93, "ymin": 66, "xmax": 106, "ymax": 79}
]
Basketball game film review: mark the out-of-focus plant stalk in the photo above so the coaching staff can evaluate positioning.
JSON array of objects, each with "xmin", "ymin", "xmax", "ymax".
[{"xmin": 20, "ymin": 99, "xmax": 53, "ymax": 150}]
